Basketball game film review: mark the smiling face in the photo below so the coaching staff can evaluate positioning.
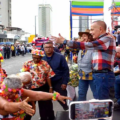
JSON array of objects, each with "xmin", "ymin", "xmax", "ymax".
[
  {"xmin": 90, "ymin": 23, "xmax": 102, "ymax": 40},
  {"xmin": 81, "ymin": 34, "xmax": 89, "ymax": 42}
]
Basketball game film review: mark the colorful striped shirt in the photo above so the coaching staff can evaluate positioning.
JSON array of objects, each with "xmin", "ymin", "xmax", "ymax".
[{"xmin": 66, "ymin": 33, "xmax": 116, "ymax": 71}]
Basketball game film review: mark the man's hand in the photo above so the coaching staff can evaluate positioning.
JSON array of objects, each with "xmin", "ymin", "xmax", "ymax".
[
  {"xmin": 58, "ymin": 96, "xmax": 72, "ymax": 104},
  {"xmin": 61, "ymin": 84, "xmax": 67, "ymax": 90},
  {"xmin": 49, "ymin": 88, "xmax": 53, "ymax": 93},
  {"xmin": 19, "ymin": 97, "xmax": 34, "ymax": 116},
  {"xmin": 51, "ymin": 33, "xmax": 65, "ymax": 44}
]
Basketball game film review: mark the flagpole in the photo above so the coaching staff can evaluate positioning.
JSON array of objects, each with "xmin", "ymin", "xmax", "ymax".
[{"xmin": 70, "ymin": 1, "xmax": 72, "ymax": 40}]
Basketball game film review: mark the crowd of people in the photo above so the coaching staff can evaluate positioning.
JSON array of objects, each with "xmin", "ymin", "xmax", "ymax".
[
  {"xmin": 0, "ymin": 44, "xmax": 32, "ymax": 59},
  {"xmin": 0, "ymin": 20, "xmax": 119, "ymax": 120}
]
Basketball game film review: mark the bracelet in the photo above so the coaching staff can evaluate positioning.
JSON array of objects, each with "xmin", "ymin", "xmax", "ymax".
[
  {"xmin": 52, "ymin": 92, "xmax": 60, "ymax": 101},
  {"xmin": 50, "ymin": 87, "xmax": 53, "ymax": 88}
]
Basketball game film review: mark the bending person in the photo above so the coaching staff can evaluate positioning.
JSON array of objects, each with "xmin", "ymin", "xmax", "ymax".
[{"xmin": 0, "ymin": 74, "xmax": 71, "ymax": 120}]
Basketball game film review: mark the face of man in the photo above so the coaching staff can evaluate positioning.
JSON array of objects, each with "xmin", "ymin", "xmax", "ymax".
[
  {"xmin": 32, "ymin": 54, "xmax": 41, "ymax": 64},
  {"xmin": 90, "ymin": 23, "xmax": 102, "ymax": 39},
  {"xmin": 44, "ymin": 43, "xmax": 54, "ymax": 55}
]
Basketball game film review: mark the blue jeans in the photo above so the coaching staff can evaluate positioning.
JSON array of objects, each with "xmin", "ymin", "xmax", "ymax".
[
  {"xmin": 93, "ymin": 72, "xmax": 115, "ymax": 100},
  {"xmin": 115, "ymin": 75, "xmax": 120, "ymax": 104},
  {"xmin": 78, "ymin": 79, "xmax": 96, "ymax": 101}
]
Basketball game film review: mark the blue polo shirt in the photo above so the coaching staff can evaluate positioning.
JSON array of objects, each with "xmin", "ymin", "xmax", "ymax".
[{"xmin": 42, "ymin": 52, "xmax": 69, "ymax": 85}]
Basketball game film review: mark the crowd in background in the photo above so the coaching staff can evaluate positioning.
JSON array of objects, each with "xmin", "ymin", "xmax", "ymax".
[{"xmin": 0, "ymin": 43, "xmax": 32, "ymax": 59}]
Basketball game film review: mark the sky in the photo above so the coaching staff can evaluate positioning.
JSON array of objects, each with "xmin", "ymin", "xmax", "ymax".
[
  {"xmin": 12, "ymin": 0, "xmax": 120, "ymax": 39},
  {"xmin": 12, "ymin": 0, "xmax": 70, "ymax": 39}
]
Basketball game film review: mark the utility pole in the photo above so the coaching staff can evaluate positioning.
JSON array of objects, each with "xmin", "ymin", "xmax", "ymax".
[{"xmin": 35, "ymin": 16, "xmax": 36, "ymax": 37}]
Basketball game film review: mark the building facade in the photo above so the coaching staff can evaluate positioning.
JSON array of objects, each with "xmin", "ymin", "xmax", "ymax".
[
  {"xmin": 38, "ymin": 4, "xmax": 52, "ymax": 37},
  {"xmin": 0, "ymin": 0, "xmax": 11, "ymax": 27}
]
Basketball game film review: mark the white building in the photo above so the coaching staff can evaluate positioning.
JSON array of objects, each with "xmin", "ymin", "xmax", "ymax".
[
  {"xmin": 0, "ymin": 0, "xmax": 11, "ymax": 27},
  {"xmin": 38, "ymin": 4, "xmax": 52, "ymax": 37}
]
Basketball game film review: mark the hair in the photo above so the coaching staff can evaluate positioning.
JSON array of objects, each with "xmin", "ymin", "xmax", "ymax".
[
  {"xmin": 43, "ymin": 40, "xmax": 53, "ymax": 47},
  {"xmin": 93, "ymin": 20, "xmax": 107, "ymax": 31},
  {"xmin": 3, "ymin": 74, "xmax": 23, "ymax": 89},
  {"xmin": 17, "ymin": 72, "xmax": 32, "ymax": 83}
]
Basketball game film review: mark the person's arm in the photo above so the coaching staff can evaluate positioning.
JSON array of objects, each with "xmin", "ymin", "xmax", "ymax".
[
  {"xmin": 65, "ymin": 36, "xmax": 110, "ymax": 50},
  {"xmin": 52, "ymin": 34, "xmax": 111, "ymax": 50},
  {"xmin": 22, "ymin": 89, "xmax": 71, "ymax": 103},
  {"xmin": 46, "ymin": 63, "xmax": 55, "ymax": 93},
  {"xmin": 0, "ymin": 97, "xmax": 34, "ymax": 116},
  {"xmin": 46, "ymin": 77, "xmax": 53, "ymax": 93}
]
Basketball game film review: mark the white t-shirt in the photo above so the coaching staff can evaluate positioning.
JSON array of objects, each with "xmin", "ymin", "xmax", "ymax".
[{"xmin": 21, "ymin": 46, "xmax": 25, "ymax": 51}]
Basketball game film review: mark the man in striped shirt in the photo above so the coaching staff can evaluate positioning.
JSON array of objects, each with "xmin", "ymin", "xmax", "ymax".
[{"xmin": 52, "ymin": 21, "xmax": 116, "ymax": 100}]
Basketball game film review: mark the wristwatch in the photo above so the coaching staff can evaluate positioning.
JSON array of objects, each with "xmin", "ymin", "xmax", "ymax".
[{"xmin": 63, "ymin": 39, "xmax": 67, "ymax": 45}]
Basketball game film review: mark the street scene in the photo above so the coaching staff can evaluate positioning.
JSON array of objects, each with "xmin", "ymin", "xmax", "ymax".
[{"xmin": 0, "ymin": 0, "xmax": 120, "ymax": 120}]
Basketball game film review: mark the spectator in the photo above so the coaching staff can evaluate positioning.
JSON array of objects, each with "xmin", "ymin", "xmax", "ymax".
[
  {"xmin": 6, "ymin": 45, "xmax": 10, "ymax": 59},
  {"xmin": 21, "ymin": 49, "xmax": 55, "ymax": 120},
  {"xmin": 77, "ymin": 29, "xmax": 96, "ymax": 101},
  {"xmin": 3, "ymin": 45, "xmax": 7, "ymax": 59},
  {"xmin": 114, "ymin": 47, "xmax": 120, "ymax": 110},
  {"xmin": 113, "ymin": 31, "xmax": 118, "ymax": 46},
  {"xmin": 21, "ymin": 45, "xmax": 25, "ymax": 56},
  {"xmin": 118, "ymin": 31, "xmax": 120, "ymax": 46},
  {"xmin": 43, "ymin": 41, "xmax": 69, "ymax": 110},
  {"xmin": 11, "ymin": 45, "xmax": 15, "ymax": 57},
  {"xmin": 52, "ymin": 20, "xmax": 116, "ymax": 100}
]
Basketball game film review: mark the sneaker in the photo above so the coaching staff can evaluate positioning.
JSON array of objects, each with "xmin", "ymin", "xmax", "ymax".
[{"xmin": 114, "ymin": 102, "xmax": 120, "ymax": 111}]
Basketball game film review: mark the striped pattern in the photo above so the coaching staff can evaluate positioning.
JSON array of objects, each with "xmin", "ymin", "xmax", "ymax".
[
  {"xmin": 66, "ymin": 34, "xmax": 116, "ymax": 71},
  {"xmin": 71, "ymin": 1, "xmax": 120, "ymax": 16}
]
